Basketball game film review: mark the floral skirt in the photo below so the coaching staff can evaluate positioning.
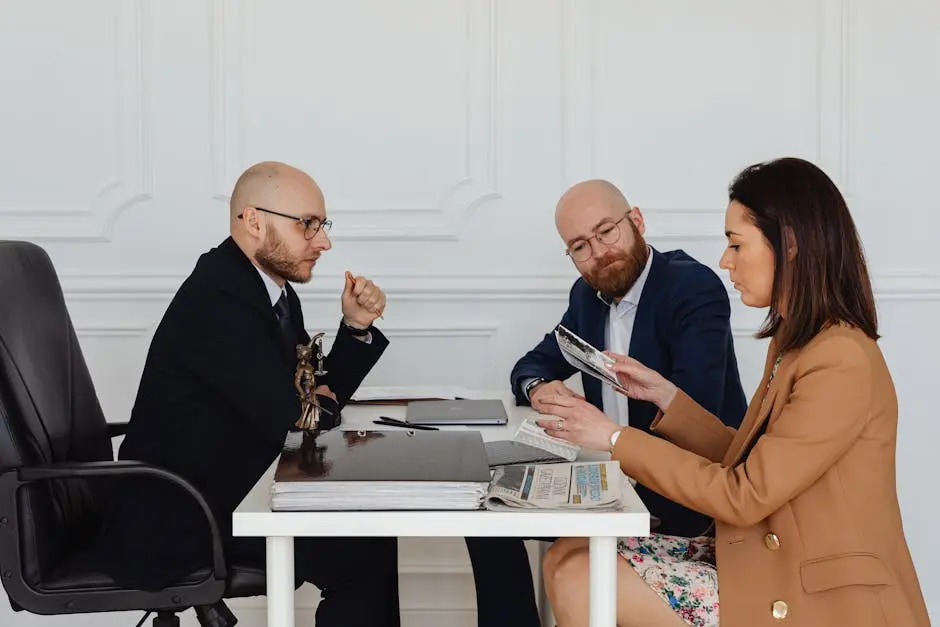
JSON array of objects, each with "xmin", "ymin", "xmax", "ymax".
[{"xmin": 617, "ymin": 533, "xmax": 719, "ymax": 627}]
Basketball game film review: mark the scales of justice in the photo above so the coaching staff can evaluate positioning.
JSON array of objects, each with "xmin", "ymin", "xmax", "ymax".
[{"xmin": 292, "ymin": 331, "xmax": 334, "ymax": 435}]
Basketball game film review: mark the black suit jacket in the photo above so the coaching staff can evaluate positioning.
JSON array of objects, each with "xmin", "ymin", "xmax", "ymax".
[{"xmin": 99, "ymin": 237, "xmax": 388, "ymax": 590}]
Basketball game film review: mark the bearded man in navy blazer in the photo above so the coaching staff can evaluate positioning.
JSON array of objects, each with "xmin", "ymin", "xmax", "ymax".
[{"xmin": 466, "ymin": 180, "xmax": 747, "ymax": 627}]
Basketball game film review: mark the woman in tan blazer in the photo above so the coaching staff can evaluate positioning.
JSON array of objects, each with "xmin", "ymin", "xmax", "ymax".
[{"xmin": 537, "ymin": 157, "xmax": 930, "ymax": 627}]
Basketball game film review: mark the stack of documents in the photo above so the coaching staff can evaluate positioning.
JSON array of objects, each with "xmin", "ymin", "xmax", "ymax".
[
  {"xmin": 270, "ymin": 429, "xmax": 492, "ymax": 511},
  {"xmin": 349, "ymin": 385, "xmax": 474, "ymax": 404}
]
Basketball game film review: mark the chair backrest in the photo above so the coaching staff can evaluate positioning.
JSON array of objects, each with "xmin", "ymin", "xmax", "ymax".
[{"xmin": 0, "ymin": 240, "xmax": 113, "ymax": 585}]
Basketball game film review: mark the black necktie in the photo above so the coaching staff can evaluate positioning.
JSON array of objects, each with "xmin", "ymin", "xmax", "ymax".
[{"xmin": 273, "ymin": 292, "xmax": 295, "ymax": 360}]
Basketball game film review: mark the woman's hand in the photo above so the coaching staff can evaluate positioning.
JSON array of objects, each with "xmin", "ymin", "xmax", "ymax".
[
  {"xmin": 535, "ymin": 396, "xmax": 621, "ymax": 452},
  {"xmin": 604, "ymin": 352, "xmax": 678, "ymax": 411}
]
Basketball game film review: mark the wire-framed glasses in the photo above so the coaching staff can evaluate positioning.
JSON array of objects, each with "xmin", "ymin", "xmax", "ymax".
[
  {"xmin": 564, "ymin": 214, "xmax": 629, "ymax": 262},
  {"xmin": 238, "ymin": 206, "xmax": 332, "ymax": 240}
]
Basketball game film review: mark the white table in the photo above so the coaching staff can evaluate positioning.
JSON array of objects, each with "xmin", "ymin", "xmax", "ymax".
[{"xmin": 233, "ymin": 391, "xmax": 650, "ymax": 627}]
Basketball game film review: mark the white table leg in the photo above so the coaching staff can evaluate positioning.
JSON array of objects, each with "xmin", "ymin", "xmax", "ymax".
[
  {"xmin": 589, "ymin": 536, "xmax": 618, "ymax": 627},
  {"xmin": 266, "ymin": 536, "xmax": 295, "ymax": 627}
]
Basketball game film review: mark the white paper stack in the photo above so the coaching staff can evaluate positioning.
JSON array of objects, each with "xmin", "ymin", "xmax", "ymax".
[
  {"xmin": 270, "ymin": 429, "xmax": 492, "ymax": 511},
  {"xmin": 513, "ymin": 419, "xmax": 581, "ymax": 461}
]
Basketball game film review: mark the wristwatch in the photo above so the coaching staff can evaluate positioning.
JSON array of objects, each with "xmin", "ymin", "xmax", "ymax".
[
  {"xmin": 340, "ymin": 317, "xmax": 372, "ymax": 337},
  {"xmin": 523, "ymin": 377, "xmax": 546, "ymax": 400}
]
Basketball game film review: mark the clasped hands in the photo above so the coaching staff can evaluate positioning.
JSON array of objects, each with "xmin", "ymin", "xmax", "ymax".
[{"xmin": 532, "ymin": 352, "xmax": 679, "ymax": 452}]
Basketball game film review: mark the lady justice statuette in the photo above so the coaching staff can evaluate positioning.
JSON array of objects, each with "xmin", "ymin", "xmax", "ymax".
[{"xmin": 293, "ymin": 332, "xmax": 331, "ymax": 432}]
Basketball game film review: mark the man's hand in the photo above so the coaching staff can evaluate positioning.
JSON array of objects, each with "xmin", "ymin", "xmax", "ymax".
[
  {"xmin": 529, "ymin": 380, "xmax": 585, "ymax": 413},
  {"xmin": 341, "ymin": 270, "xmax": 386, "ymax": 328},
  {"xmin": 314, "ymin": 385, "xmax": 341, "ymax": 430},
  {"xmin": 314, "ymin": 385, "xmax": 336, "ymax": 402}
]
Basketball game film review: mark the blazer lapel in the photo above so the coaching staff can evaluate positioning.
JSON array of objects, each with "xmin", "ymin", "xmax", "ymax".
[
  {"xmin": 211, "ymin": 238, "xmax": 295, "ymax": 365},
  {"xmin": 724, "ymin": 342, "xmax": 787, "ymax": 466},
  {"xmin": 626, "ymin": 248, "xmax": 665, "ymax": 426},
  {"xmin": 628, "ymin": 248, "xmax": 665, "ymax": 359}
]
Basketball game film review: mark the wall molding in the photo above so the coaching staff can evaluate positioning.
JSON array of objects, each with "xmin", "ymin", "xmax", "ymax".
[
  {"xmin": 0, "ymin": 0, "xmax": 153, "ymax": 241},
  {"xmin": 75, "ymin": 321, "xmax": 499, "ymax": 340},
  {"xmin": 561, "ymin": 0, "xmax": 854, "ymax": 238},
  {"xmin": 817, "ymin": 0, "xmax": 855, "ymax": 198},
  {"xmin": 558, "ymin": 0, "xmax": 728, "ymax": 238},
  {"xmin": 74, "ymin": 325, "xmax": 153, "ymax": 338},
  {"xmin": 209, "ymin": 0, "xmax": 501, "ymax": 241},
  {"xmin": 59, "ymin": 271, "xmax": 940, "ymax": 302}
]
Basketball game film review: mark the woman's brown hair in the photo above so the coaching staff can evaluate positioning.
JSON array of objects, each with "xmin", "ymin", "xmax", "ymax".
[{"xmin": 728, "ymin": 157, "xmax": 879, "ymax": 353}]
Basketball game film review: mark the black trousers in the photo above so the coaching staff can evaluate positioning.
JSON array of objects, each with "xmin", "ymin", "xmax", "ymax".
[
  {"xmin": 465, "ymin": 537, "xmax": 547, "ymax": 627},
  {"xmin": 231, "ymin": 536, "xmax": 400, "ymax": 627}
]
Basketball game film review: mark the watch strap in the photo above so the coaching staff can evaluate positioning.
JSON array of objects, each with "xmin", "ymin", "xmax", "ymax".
[
  {"xmin": 523, "ymin": 377, "xmax": 546, "ymax": 400},
  {"xmin": 340, "ymin": 317, "xmax": 372, "ymax": 337}
]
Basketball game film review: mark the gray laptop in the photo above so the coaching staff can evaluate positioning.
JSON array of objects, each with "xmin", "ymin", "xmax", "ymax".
[{"xmin": 405, "ymin": 399, "xmax": 509, "ymax": 426}]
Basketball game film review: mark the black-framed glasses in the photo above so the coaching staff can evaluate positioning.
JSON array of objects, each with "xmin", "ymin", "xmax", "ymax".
[
  {"xmin": 238, "ymin": 206, "xmax": 332, "ymax": 240},
  {"xmin": 564, "ymin": 214, "xmax": 629, "ymax": 262}
]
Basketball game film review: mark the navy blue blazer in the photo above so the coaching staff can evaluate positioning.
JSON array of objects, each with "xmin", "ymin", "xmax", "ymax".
[{"xmin": 510, "ymin": 247, "xmax": 747, "ymax": 537}]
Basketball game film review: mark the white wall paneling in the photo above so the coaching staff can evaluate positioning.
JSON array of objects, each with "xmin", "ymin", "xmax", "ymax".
[
  {"xmin": 1, "ymin": 0, "xmax": 938, "ymax": 624},
  {"xmin": 0, "ymin": 0, "xmax": 153, "ymax": 241},
  {"xmin": 210, "ymin": 0, "xmax": 502, "ymax": 241}
]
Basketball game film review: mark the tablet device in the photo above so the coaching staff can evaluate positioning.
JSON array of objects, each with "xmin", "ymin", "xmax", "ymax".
[
  {"xmin": 405, "ymin": 399, "xmax": 509, "ymax": 426},
  {"xmin": 484, "ymin": 440, "xmax": 567, "ymax": 467}
]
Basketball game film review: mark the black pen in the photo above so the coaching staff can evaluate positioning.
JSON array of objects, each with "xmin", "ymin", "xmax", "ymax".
[{"xmin": 373, "ymin": 416, "xmax": 439, "ymax": 431}]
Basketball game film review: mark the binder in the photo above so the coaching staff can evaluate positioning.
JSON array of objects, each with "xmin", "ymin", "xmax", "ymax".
[{"xmin": 270, "ymin": 429, "xmax": 492, "ymax": 511}]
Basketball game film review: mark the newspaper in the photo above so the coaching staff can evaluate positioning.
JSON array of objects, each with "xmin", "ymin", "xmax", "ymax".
[
  {"xmin": 554, "ymin": 324, "xmax": 628, "ymax": 393},
  {"xmin": 484, "ymin": 460, "xmax": 624, "ymax": 511}
]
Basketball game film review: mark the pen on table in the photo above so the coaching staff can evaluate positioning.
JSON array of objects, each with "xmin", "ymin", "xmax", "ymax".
[{"xmin": 373, "ymin": 417, "xmax": 439, "ymax": 431}]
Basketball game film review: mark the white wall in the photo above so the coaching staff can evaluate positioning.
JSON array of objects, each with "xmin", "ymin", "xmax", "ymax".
[{"xmin": 2, "ymin": 1, "xmax": 938, "ymax": 625}]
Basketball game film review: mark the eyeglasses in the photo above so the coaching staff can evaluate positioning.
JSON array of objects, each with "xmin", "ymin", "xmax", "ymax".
[
  {"xmin": 238, "ymin": 206, "xmax": 332, "ymax": 240},
  {"xmin": 565, "ymin": 214, "xmax": 630, "ymax": 262}
]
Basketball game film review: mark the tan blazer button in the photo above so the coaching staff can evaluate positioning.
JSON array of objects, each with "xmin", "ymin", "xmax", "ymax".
[
  {"xmin": 764, "ymin": 532, "xmax": 781, "ymax": 550},
  {"xmin": 772, "ymin": 600, "xmax": 788, "ymax": 619}
]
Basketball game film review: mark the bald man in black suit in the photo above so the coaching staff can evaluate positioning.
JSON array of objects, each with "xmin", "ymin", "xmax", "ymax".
[{"xmin": 98, "ymin": 161, "xmax": 399, "ymax": 626}]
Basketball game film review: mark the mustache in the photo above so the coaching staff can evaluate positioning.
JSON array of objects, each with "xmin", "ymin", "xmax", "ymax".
[{"xmin": 596, "ymin": 252, "xmax": 626, "ymax": 268}]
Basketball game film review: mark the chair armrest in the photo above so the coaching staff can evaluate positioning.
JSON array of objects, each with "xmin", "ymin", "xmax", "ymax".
[
  {"xmin": 106, "ymin": 422, "xmax": 129, "ymax": 438},
  {"xmin": 0, "ymin": 460, "xmax": 227, "ymax": 581}
]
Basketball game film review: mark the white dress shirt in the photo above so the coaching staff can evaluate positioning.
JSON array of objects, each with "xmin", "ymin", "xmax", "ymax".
[
  {"xmin": 600, "ymin": 247, "xmax": 653, "ymax": 427},
  {"xmin": 254, "ymin": 265, "xmax": 372, "ymax": 343},
  {"xmin": 255, "ymin": 265, "xmax": 286, "ymax": 306}
]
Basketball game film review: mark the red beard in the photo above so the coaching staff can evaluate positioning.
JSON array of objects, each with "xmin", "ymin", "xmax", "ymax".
[{"xmin": 583, "ymin": 236, "xmax": 649, "ymax": 300}]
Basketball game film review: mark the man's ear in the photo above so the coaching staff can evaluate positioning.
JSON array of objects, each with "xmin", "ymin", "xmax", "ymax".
[
  {"xmin": 241, "ymin": 206, "xmax": 264, "ymax": 236},
  {"xmin": 784, "ymin": 226, "xmax": 797, "ymax": 261},
  {"xmin": 629, "ymin": 206, "xmax": 646, "ymax": 236}
]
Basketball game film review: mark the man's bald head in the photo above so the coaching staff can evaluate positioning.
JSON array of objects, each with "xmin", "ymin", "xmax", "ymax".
[
  {"xmin": 230, "ymin": 161, "xmax": 324, "ymax": 222},
  {"xmin": 555, "ymin": 179, "xmax": 631, "ymax": 228}
]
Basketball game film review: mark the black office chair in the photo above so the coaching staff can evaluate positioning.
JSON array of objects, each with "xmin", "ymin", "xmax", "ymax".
[{"xmin": 0, "ymin": 240, "xmax": 266, "ymax": 627}]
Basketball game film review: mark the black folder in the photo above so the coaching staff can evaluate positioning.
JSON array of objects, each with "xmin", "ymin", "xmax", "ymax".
[{"xmin": 271, "ymin": 429, "xmax": 492, "ymax": 511}]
